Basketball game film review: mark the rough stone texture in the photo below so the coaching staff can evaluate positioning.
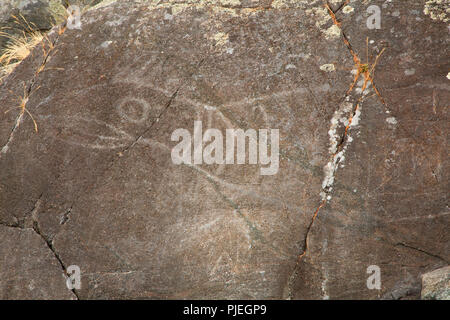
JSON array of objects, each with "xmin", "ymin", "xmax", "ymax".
[
  {"xmin": 0, "ymin": 0, "xmax": 448, "ymax": 299},
  {"xmin": 0, "ymin": 1, "xmax": 102, "ymax": 53},
  {"xmin": 0, "ymin": 225, "xmax": 75, "ymax": 299},
  {"xmin": 1, "ymin": 1, "xmax": 60, "ymax": 57},
  {"xmin": 421, "ymin": 266, "xmax": 450, "ymax": 300},
  {"xmin": 0, "ymin": 1, "xmax": 58, "ymax": 28}
]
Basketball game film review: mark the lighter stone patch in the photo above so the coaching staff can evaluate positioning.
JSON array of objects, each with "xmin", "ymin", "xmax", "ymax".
[
  {"xmin": 94, "ymin": 0, "xmax": 316, "ymax": 18},
  {"xmin": 343, "ymin": 6, "xmax": 354, "ymax": 14},
  {"xmin": 226, "ymin": 47, "xmax": 234, "ymax": 54},
  {"xmin": 351, "ymin": 108, "xmax": 361, "ymax": 127},
  {"xmin": 321, "ymin": 101, "xmax": 358, "ymax": 201},
  {"xmin": 324, "ymin": 25, "xmax": 341, "ymax": 39},
  {"xmin": 321, "ymin": 239, "xmax": 330, "ymax": 300},
  {"xmin": 447, "ymin": 72, "xmax": 450, "ymax": 80},
  {"xmin": 28, "ymin": 280, "xmax": 35, "ymax": 291},
  {"xmin": 320, "ymin": 63, "xmax": 335, "ymax": 72},
  {"xmin": 405, "ymin": 68, "xmax": 416, "ymax": 75},
  {"xmin": 306, "ymin": 7, "xmax": 330, "ymax": 28},
  {"xmin": 105, "ymin": 15, "xmax": 126, "ymax": 27},
  {"xmin": 288, "ymin": 52, "xmax": 310, "ymax": 60},
  {"xmin": 100, "ymin": 40, "xmax": 112, "ymax": 48},
  {"xmin": 220, "ymin": 0, "xmax": 241, "ymax": 6},
  {"xmin": 355, "ymin": 79, "xmax": 371, "ymax": 95},
  {"xmin": 423, "ymin": 0, "xmax": 450, "ymax": 22},
  {"xmin": 90, "ymin": 0, "xmax": 117, "ymax": 10},
  {"xmin": 213, "ymin": 32, "xmax": 229, "ymax": 47},
  {"xmin": 386, "ymin": 117, "xmax": 398, "ymax": 125},
  {"xmin": 272, "ymin": 0, "xmax": 318, "ymax": 9}
]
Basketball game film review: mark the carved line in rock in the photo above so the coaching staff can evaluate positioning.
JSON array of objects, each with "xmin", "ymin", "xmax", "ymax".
[
  {"xmin": 20, "ymin": 60, "xmax": 338, "ymax": 284},
  {"xmin": 37, "ymin": 79, "xmax": 331, "ymax": 215},
  {"xmin": 44, "ymin": 111, "xmax": 304, "ymax": 236},
  {"xmin": 35, "ymin": 95, "xmax": 298, "ymax": 272},
  {"xmin": 116, "ymin": 97, "xmax": 153, "ymax": 124},
  {"xmin": 113, "ymin": 75, "xmax": 333, "ymax": 173}
]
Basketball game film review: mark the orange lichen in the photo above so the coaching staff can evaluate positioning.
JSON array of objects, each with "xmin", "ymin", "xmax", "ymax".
[
  {"xmin": 297, "ymin": 200, "xmax": 326, "ymax": 260},
  {"xmin": 296, "ymin": 4, "xmax": 388, "ymax": 264},
  {"xmin": 325, "ymin": 3, "xmax": 386, "ymax": 104}
]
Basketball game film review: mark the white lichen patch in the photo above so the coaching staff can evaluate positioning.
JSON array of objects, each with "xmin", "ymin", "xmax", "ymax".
[
  {"xmin": 423, "ymin": 0, "xmax": 450, "ymax": 22},
  {"xmin": 89, "ymin": 0, "xmax": 117, "ymax": 10},
  {"xmin": 328, "ymin": 102, "xmax": 353, "ymax": 154},
  {"xmin": 204, "ymin": 105, "xmax": 216, "ymax": 111},
  {"xmin": 226, "ymin": 47, "xmax": 234, "ymax": 54},
  {"xmin": 447, "ymin": 72, "xmax": 450, "ymax": 80},
  {"xmin": 355, "ymin": 79, "xmax": 371, "ymax": 95},
  {"xmin": 405, "ymin": 68, "xmax": 416, "ymax": 76},
  {"xmin": 306, "ymin": 7, "xmax": 331, "ymax": 28},
  {"xmin": 272, "ymin": 0, "xmax": 320, "ymax": 9},
  {"xmin": 321, "ymin": 101, "xmax": 360, "ymax": 201},
  {"xmin": 220, "ymin": 0, "xmax": 241, "ymax": 6},
  {"xmin": 320, "ymin": 63, "xmax": 336, "ymax": 72},
  {"xmin": 386, "ymin": 117, "xmax": 398, "ymax": 125},
  {"xmin": 350, "ymin": 108, "xmax": 361, "ymax": 127},
  {"xmin": 213, "ymin": 32, "xmax": 229, "ymax": 47},
  {"xmin": 324, "ymin": 24, "xmax": 341, "ymax": 39},
  {"xmin": 211, "ymin": 6, "xmax": 239, "ymax": 16},
  {"xmin": 204, "ymin": 31, "xmax": 232, "ymax": 53},
  {"xmin": 321, "ymin": 239, "xmax": 330, "ymax": 300},
  {"xmin": 343, "ymin": 6, "xmax": 354, "ymax": 14},
  {"xmin": 100, "ymin": 40, "xmax": 113, "ymax": 48}
]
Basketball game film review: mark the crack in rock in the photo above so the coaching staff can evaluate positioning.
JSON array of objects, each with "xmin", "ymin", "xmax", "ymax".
[{"xmin": 0, "ymin": 195, "xmax": 79, "ymax": 299}]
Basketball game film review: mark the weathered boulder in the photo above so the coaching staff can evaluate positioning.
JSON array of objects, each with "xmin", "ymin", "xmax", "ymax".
[
  {"xmin": 0, "ymin": 1, "xmax": 102, "ymax": 54},
  {"xmin": 0, "ymin": 1, "xmax": 59, "ymax": 29},
  {"xmin": 421, "ymin": 266, "xmax": 450, "ymax": 300},
  {"xmin": 0, "ymin": 0, "xmax": 448, "ymax": 299}
]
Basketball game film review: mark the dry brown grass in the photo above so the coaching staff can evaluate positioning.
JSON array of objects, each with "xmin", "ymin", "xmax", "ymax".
[{"xmin": 0, "ymin": 15, "xmax": 45, "ymax": 83}]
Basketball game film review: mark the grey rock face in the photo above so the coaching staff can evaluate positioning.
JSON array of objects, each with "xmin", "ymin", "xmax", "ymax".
[
  {"xmin": 0, "ymin": 0, "xmax": 448, "ymax": 299},
  {"xmin": 0, "ymin": 225, "xmax": 75, "ymax": 299},
  {"xmin": 421, "ymin": 266, "xmax": 450, "ymax": 300},
  {"xmin": 0, "ymin": 1, "xmax": 59, "ymax": 29},
  {"xmin": 0, "ymin": 1, "xmax": 60, "ymax": 56},
  {"xmin": 0, "ymin": 1, "xmax": 101, "ymax": 54}
]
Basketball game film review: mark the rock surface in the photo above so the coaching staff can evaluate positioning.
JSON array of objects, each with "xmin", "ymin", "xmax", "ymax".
[
  {"xmin": 0, "ymin": 1, "xmax": 102, "ymax": 53},
  {"xmin": 0, "ymin": 1, "xmax": 60, "ymax": 30},
  {"xmin": 421, "ymin": 266, "xmax": 450, "ymax": 300},
  {"xmin": 0, "ymin": 0, "xmax": 448, "ymax": 299},
  {"xmin": 0, "ymin": 225, "xmax": 75, "ymax": 299}
]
